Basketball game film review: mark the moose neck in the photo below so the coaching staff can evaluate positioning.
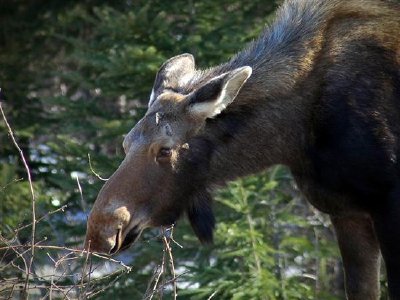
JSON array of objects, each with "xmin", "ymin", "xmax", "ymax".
[
  {"xmin": 197, "ymin": 1, "xmax": 333, "ymax": 184},
  {"xmin": 202, "ymin": 80, "xmax": 312, "ymax": 185}
]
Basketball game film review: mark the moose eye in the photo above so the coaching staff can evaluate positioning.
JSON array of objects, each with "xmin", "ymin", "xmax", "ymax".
[{"xmin": 157, "ymin": 148, "xmax": 172, "ymax": 161}]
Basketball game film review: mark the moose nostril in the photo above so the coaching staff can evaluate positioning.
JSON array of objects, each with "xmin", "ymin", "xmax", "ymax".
[{"xmin": 109, "ymin": 228, "xmax": 121, "ymax": 255}]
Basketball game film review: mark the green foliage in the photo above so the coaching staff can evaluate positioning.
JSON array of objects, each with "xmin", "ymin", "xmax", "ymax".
[
  {"xmin": 176, "ymin": 167, "xmax": 340, "ymax": 300},
  {"xmin": 0, "ymin": 163, "xmax": 34, "ymax": 229},
  {"xmin": 0, "ymin": 0, "xmax": 345, "ymax": 299}
]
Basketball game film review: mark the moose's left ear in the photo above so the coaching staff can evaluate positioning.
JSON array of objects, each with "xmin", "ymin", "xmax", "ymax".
[
  {"xmin": 187, "ymin": 191, "xmax": 215, "ymax": 244},
  {"xmin": 189, "ymin": 66, "xmax": 252, "ymax": 119},
  {"xmin": 149, "ymin": 54, "xmax": 195, "ymax": 107}
]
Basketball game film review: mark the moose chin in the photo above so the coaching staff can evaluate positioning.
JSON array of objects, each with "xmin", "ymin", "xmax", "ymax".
[{"xmin": 85, "ymin": 0, "xmax": 400, "ymax": 298}]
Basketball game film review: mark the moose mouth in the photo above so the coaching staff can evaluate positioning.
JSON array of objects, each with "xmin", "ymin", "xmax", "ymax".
[{"xmin": 110, "ymin": 225, "xmax": 141, "ymax": 254}]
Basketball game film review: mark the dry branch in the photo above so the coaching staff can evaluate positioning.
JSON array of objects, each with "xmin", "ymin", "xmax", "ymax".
[
  {"xmin": 0, "ymin": 101, "xmax": 37, "ymax": 299},
  {"xmin": 0, "ymin": 101, "xmax": 135, "ymax": 299},
  {"xmin": 0, "ymin": 97, "xmax": 182, "ymax": 300}
]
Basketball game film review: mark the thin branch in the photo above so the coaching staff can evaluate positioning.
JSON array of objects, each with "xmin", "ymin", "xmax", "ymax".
[
  {"xmin": 12, "ymin": 205, "xmax": 68, "ymax": 235},
  {"xmin": 6, "ymin": 283, "xmax": 16, "ymax": 300},
  {"xmin": 75, "ymin": 176, "xmax": 87, "ymax": 213},
  {"xmin": 1, "ymin": 94, "xmax": 183, "ymax": 299},
  {"xmin": 162, "ymin": 228, "xmax": 177, "ymax": 300},
  {"xmin": 207, "ymin": 291, "xmax": 218, "ymax": 300},
  {"xmin": 0, "ymin": 177, "xmax": 23, "ymax": 191},
  {"xmin": 79, "ymin": 240, "xmax": 91, "ymax": 300},
  {"xmin": 87, "ymin": 153, "xmax": 108, "ymax": 181},
  {"xmin": 0, "ymin": 101, "xmax": 37, "ymax": 299},
  {"xmin": 148, "ymin": 250, "xmax": 166, "ymax": 300},
  {"xmin": 143, "ymin": 226, "xmax": 180, "ymax": 300},
  {"xmin": 144, "ymin": 272, "xmax": 188, "ymax": 300},
  {"xmin": 0, "ymin": 244, "xmax": 132, "ymax": 272}
]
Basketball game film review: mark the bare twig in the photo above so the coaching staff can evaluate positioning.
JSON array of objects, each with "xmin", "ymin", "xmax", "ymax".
[
  {"xmin": 87, "ymin": 153, "xmax": 109, "ymax": 181},
  {"xmin": 207, "ymin": 290, "xmax": 218, "ymax": 300},
  {"xmin": 6, "ymin": 283, "xmax": 16, "ymax": 300},
  {"xmin": 86, "ymin": 270, "xmax": 125, "ymax": 299},
  {"xmin": 0, "ymin": 177, "xmax": 23, "ymax": 191},
  {"xmin": 148, "ymin": 251, "xmax": 166, "ymax": 300},
  {"xmin": 0, "ymin": 102, "xmax": 134, "ymax": 299},
  {"xmin": 0, "ymin": 101, "xmax": 37, "ymax": 299},
  {"xmin": 12, "ymin": 205, "xmax": 68, "ymax": 235},
  {"xmin": 0, "ymin": 244, "xmax": 132, "ymax": 272},
  {"xmin": 80, "ymin": 240, "xmax": 91, "ymax": 300},
  {"xmin": 75, "ymin": 176, "xmax": 88, "ymax": 213},
  {"xmin": 1, "ymin": 95, "xmax": 179, "ymax": 300},
  {"xmin": 144, "ymin": 272, "xmax": 188, "ymax": 300},
  {"xmin": 143, "ymin": 226, "xmax": 180, "ymax": 300},
  {"xmin": 162, "ymin": 227, "xmax": 178, "ymax": 300}
]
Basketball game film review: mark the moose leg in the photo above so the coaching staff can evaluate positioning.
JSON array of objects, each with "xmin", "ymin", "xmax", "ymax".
[
  {"xmin": 372, "ymin": 189, "xmax": 400, "ymax": 300},
  {"xmin": 331, "ymin": 215, "xmax": 381, "ymax": 300}
]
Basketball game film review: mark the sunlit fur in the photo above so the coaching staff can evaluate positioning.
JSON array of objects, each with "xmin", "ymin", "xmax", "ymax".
[{"xmin": 87, "ymin": 0, "xmax": 400, "ymax": 298}]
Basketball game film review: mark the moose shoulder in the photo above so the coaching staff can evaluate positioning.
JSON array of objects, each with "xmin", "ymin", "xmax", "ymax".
[{"xmin": 85, "ymin": 0, "xmax": 400, "ymax": 298}]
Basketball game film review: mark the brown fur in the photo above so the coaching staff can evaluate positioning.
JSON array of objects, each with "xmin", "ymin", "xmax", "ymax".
[{"xmin": 86, "ymin": 0, "xmax": 400, "ymax": 298}]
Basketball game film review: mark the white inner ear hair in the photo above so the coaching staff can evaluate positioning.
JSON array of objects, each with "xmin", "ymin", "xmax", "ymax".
[
  {"xmin": 190, "ymin": 88, "xmax": 229, "ymax": 118},
  {"xmin": 190, "ymin": 66, "xmax": 252, "ymax": 119},
  {"xmin": 148, "ymin": 89, "xmax": 156, "ymax": 107},
  {"xmin": 179, "ymin": 72, "xmax": 195, "ymax": 87}
]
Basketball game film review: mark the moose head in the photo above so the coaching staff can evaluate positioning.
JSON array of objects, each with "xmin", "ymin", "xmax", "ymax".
[{"xmin": 85, "ymin": 54, "xmax": 252, "ymax": 254}]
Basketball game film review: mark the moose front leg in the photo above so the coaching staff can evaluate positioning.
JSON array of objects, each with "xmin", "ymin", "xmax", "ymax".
[
  {"xmin": 372, "ymin": 189, "xmax": 400, "ymax": 300},
  {"xmin": 331, "ymin": 215, "xmax": 381, "ymax": 300}
]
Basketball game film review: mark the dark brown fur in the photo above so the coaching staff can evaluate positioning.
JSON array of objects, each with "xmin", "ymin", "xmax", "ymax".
[{"xmin": 86, "ymin": 1, "xmax": 400, "ymax": 298}]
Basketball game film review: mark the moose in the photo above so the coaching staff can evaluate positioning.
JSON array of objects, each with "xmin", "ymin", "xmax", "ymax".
[{"xmin": 85, "ymin": 0, "xmax": 400, "ymax": 298}]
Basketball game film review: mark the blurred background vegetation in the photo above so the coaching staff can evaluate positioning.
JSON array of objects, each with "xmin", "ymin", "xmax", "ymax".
[{"xmin": 0, "ymin": 0, "xmax": 365, "ymax": 299}]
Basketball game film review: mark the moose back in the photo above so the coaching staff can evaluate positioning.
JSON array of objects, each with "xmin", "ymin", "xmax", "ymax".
[{"xmin": 85, "ymin": 0, "xmax": 400, "ymax": 298}]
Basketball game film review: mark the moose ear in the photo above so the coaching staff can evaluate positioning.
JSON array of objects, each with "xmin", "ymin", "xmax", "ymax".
[
  {"xmin": 188, "ymin": 66, "xmax": 252, "ymax": 119},
  {"xmin": 149, "ymin": 54, "xmax": 195, "ymax": 107},
  {"xmin": 187, "ymin": 191, "xmax": 215, "ymax": 244}
]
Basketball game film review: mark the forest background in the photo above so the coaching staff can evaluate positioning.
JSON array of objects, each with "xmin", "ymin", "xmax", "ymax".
[{"xmin": 1, "ymin": 0, "xmax": 394, "ymax": 299}]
